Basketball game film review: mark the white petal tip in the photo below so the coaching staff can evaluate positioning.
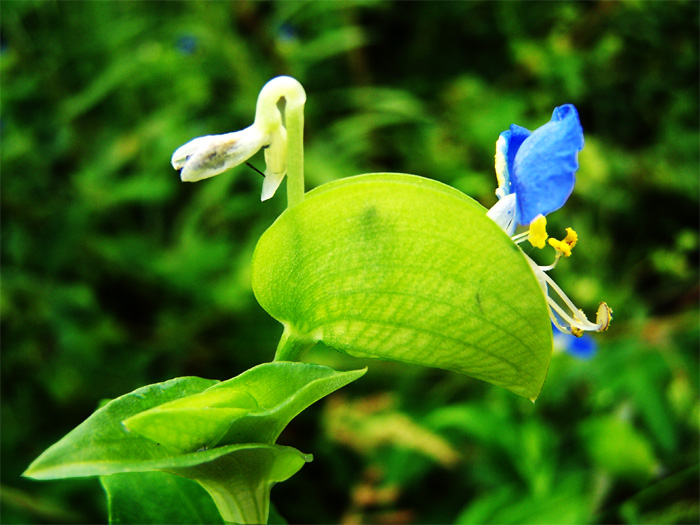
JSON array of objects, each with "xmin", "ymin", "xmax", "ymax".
[
  {"xmin": 260, "ymin": 185, "xmax": 276, "ymax": 201},
  {"xmin": 260, "ymin": 170, "xmax": 286, "ymax": 202}
]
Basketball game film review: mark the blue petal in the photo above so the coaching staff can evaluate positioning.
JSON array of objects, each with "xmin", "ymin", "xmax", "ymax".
[
  {"xmin": 511, "ymin": 104, "xmax": 584, "ymax": 225},
  {"xmin": 566, "ymin": 335, "xmax": 597, "ymax": 359},
  {"xmin": 552, "ymin": 323, "xmax": 597, "ymax": 359},
  {"xmin": 495, "ymin": 125, "xmax": 530, "ymax": 198}
]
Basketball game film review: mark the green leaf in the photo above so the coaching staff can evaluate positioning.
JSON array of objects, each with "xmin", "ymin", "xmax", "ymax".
[
  {"xmin": 24, "ymin": 364, "xmax": 362, "ymax": 480},
  {"xmin": 580, "ymin": 416, "xmax": 658, "ymax": 483},
  {"xmin": 123, "ymin": 362, "xmax": 366, "ymax": 453},
  {"xmin": 24, "ymin": 376, "xmax": 219, "ymax": 480},
  {"xmin": 252, "ymin": 173, "xmax": 552, "ymax": 400},
  {"xmin": 23, "ymin": 370, "xmax": 323, "ymax": 524},
  {"xmin": 101, "ymin": 471, "xmax": 223, "ymax": 524}
]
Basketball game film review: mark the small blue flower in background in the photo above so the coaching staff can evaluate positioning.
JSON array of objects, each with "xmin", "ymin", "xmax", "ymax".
[
  {"xmin": 489, "ymin": 104, "xmax": 584, "ymax": 234},
  {"xmin": 552, "ymin": 323, "xmax": 597, "ymax": 359},
  {"xmin": 278, "ymin": 24, "xmax": 298, "ymax": 43},
  {"xmin": 176, "ymin": 34, "xmax": 197, "ymax": 55}
]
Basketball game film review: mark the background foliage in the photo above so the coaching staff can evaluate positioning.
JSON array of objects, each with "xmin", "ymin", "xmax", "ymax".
[{"xmin": 2, "ymin": 1, "xmax": 698, "ymax": 523}]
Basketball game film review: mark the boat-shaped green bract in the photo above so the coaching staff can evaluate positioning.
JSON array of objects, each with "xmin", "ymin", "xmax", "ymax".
[{"xmin": 252, "ymin": 174, "xmax": 552, "ymax": 400}]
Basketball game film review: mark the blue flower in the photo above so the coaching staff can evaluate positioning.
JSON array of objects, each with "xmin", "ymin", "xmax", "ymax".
[
  {"xmin": 552, "ymin": 323, "xmax": 597, "ymax": 359},
  {"xmin": 176, "ymin": 35, "xmax": 197, "ymax": 55},
  {"xmin": 485, "ymin": 105, "xmax": 611, "ymax": 339},
  {"xmin": 488, "ymin": 104, "xmax": 584, "ymax": 233}
]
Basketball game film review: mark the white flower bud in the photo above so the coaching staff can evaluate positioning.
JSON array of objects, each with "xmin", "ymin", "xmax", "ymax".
[{"xmin": 171, "ymin": 125, "xmax": 268, "ymax": 183}]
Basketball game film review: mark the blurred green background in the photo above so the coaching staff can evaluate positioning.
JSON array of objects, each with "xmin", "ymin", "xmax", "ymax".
[{"xmin": 2, "ymin": 1, "xmax": 698, "ymax": 523}]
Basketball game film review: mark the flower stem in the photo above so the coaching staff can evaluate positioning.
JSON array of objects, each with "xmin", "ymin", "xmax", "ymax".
[
  {"xmin": 284, "ymin": 86, "xmax": 305, "ymax": 209},
  {"xmin": 274, "ymin": 325, "xmax": 316, "ymax": 362}
]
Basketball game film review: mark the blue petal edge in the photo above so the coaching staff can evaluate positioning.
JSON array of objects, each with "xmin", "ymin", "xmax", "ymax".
[{"xmin": 495, "ymin": 125, "xmax": 531, "ymax": 199}]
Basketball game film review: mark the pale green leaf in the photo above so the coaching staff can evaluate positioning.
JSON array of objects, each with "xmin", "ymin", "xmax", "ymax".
[
  {"xmin": 23, "ymin": 376, "xmax": 218, "ymax": 480},
  {"xmin": 252, "ymin": 173, "xmax": 552, "ymax": 400},
  {"xmin": 123, "ymin": 362, "xmax": 366, "ymax": 453},
  {"xmin": 24, "ymin": 363, "xmax": 361, "ymax": 479}
]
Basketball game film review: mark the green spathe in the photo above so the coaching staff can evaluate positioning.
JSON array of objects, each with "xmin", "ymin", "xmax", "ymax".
[
  {"xmin": 252, "ymin": 173, "xmax": 552, "ymax": 400},
  {"xmin": 23, "ymin": 376, "xmax": 219, "ymax": 480},
  {"xmin": 123, "ymin": 362, "xmax": 366, "ymax": 453}
]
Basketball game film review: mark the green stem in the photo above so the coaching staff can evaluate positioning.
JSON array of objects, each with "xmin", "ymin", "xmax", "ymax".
[
  {"xmin": 285, "ymin": 99, "xmax": 305, "ymax": 209},
  {"xmin": 274, "ymin": 325, "xmax": 315, "ymax": 362},
  {"xmin": 199, "ymin": 480, "xmax": 264, "ymax": 525},
  {"xmin": 173, "ymin": 445, "xmax": 310, "ymax": 525}
]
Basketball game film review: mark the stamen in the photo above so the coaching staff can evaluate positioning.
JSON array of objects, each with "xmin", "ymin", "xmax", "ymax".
[
  {"xmin": 538, "ymin": 253, "xmax": 562, "ymax": 272},
  {"xmin": 546, "ymin": 296, "xmax": 596, "ymax": 335},
  {"xmin": 525, "ymin": 254, "xmax": 611, "ymax": 336},
  {"xmin": 548, "ymin": 227, "xmax": 578, "ymax": 257},
  {"xmin": 489, "ymin": 193, "xmax": 612, "ymax": 338},
  {"xmin": 511, "ymin": 231, "xmax": 529, "ymax": 244},
  {"xmin": 528, "ymin": 215, "xmax": 548, "ymax": 249},
  {"xmin": 543, "ymin": 272, "xmax": 608, "ymax": 333},
  {"xmin": 596, "ymin": 302, "xmax": 613, "ymax": 331},
  {"xmin": 549, "ymin": 309, "xmax": 573, "ymax": 335}
]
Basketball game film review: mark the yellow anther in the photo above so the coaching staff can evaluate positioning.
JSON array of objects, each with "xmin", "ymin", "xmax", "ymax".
[
  {"xmin": 548, "ymin": 227, "xmax": 578, "ymax": 257},
  {"xmin": 596, "ymin": 302, "xmax": 613, "ymax": 332},
  {"xmin": 528, "ymin": 214, "xmax": 548, "ymax": 249},
  {"xmin": 563, "ymin": 227, "xmax": 578, "ymax": 247},
  {"xmin": 570, "ymin": 326, "xmax": 584, "ymax": 337}
]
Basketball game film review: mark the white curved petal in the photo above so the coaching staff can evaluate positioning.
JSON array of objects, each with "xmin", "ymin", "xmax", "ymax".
[
  {"xmin": 171, "ymin": 135, "xmax": 219, "ymax": 171},
  {"xmin": 173, "ymin": 126, "xmax": 268, "ymax": 183},
  {"xmin": 260, "ymin": 126, "xmax": 287, "ymax": 201},
  {"xmin": 261, "ymin": 170, "xmax": 286, "ymax": 202},
  {"xmin": 486, "ymin": 193, "xmax": 517, "ymax": 235}
]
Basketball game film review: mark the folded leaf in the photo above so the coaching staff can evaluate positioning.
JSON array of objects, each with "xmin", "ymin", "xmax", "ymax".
[
  {"xmin": 252, "ymin": 173, "xmax": 552, "ymax": 400},
  {"xmin": 123, "ymin": 362, "xmax": 366, "ymax": 453},
  {"xmin": 23, "ymin": 373, "xmax": 317, "ymax": 524},
  {"xmin": 24, "ymin": 376, "xmax": 218, "ymax": 480}
]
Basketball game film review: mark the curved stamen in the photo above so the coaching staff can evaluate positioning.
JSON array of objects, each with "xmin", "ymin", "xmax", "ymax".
[
  {"xmin": 511, "ymin": 231, "xmax": 529, "ymax": 244},
  {"xmin": 525, "ymin": 253, "xmax": 609, "ymax": 336}
]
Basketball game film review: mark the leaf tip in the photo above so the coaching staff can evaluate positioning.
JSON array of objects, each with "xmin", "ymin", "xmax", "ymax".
[{"xmin": 21, "ymin": 462, "xmax": 47, "ymax": 480}]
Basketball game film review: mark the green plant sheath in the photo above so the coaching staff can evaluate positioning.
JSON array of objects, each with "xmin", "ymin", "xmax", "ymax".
[{"xmin": 24, "ymin": 363, "xmax": 365, "ymax": 524}]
